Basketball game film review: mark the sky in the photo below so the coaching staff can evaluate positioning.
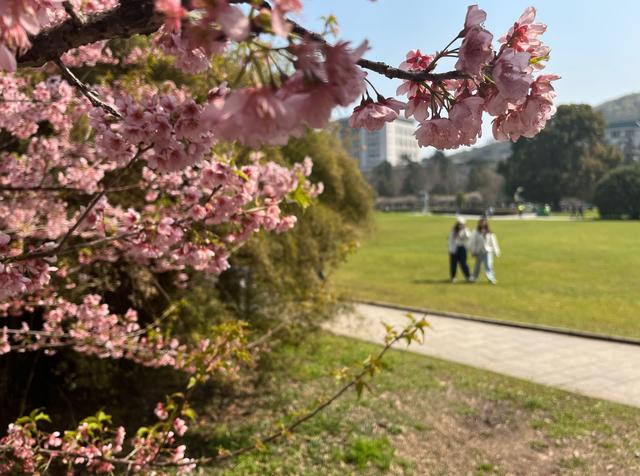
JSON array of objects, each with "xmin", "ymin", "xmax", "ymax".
[{"xmin": 294, "ymin": 0, "xmax": 640, "ymax": 148}]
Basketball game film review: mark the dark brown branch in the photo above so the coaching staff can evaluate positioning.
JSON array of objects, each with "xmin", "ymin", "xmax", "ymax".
[
  {"xmin": 288, "ymin": 20, "xmax": 468, "ymax": 83},
  {"xmin": 357, "ymin": 58, "xmax": 468, "ymax": 82},
  {"xmin": 62, "ymin": 1, "xmax": 85, "ymax": 27},
  {"xmin": 19, "ymin": 0, "xmax": 466, "ymax": 86},
  {"xmin": 17, "ymin": 0, "xmax": 162, "ymax": 68}
]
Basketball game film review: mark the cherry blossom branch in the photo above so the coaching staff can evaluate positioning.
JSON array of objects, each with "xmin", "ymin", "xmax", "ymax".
[
  {"xmin": 286, "ymin": 19, "xmax": 469, "ymax": 83},
  {"xmin": 53, "ymin": 148, "xmax": 142, "ymax": 252},
  {"xmin": 16, "ymin": 0, "xmax": 162, "ymax": 68},
  {"xmin": 18, "ymin": 0, "xmax": 466, "ymax": 86},
  {"xmin": 54, "ymin": 58, "xmax": 122, "ymax": 118},
  {"xmin": 6, "ymin": 181, "xmax": 221, "ymax": 263},
  {"xmin": 7, "ymin": 229, "xmax": 142, "ymax": 263},
  {"xmin": 62, "ymin": 1, "xmax": 85, "ymax": 27},
  {"xmin": 0, "ymin": 185, "xmax": 139, "ymax": 193}
]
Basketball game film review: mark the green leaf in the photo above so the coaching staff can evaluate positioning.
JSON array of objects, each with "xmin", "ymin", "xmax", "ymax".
[
  {"xmin": 233, "ymin": 168, "xmax": 249, "ymax": 181},
  {"xmin": 96, "ymin": 410, "xmax": 112, "ymax": 423},
  {"xmin": 292, "ymin": 182, "xmax": 312, "ymax": 209},
  {"xmin": 34, "ymin": 413, "xmax": 52, "ymax": 423},
  {"xmin": 530, "ymin": 54, "xmax": 550, "ymax": 65},
  {"xmin": 183, "ymin": 408, "xmax": 197, "ymax": 422}
]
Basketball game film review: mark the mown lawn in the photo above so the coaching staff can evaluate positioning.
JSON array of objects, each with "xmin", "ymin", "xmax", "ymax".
[
  {"xmin": 333, "ymin": 213, "xmax": 640, "ymax": 337},
  {"xmin": 193, "ymin": 333, "xmax": 640, "ymax": 475}
]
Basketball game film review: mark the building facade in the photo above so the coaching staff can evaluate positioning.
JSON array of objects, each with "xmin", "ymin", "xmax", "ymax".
[
  {"xmin": 605, "ymin": 120, "xmax": 640, "ymax": 163},
  {"xmin": 335, "ymin": 117, "xmax": 421, "ymax": 170}
]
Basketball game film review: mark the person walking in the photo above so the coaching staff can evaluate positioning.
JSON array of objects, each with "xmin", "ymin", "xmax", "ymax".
[
  {"xmin": 448, "ymin": 217, "xmax": 471, "ymax": 283},
  {"xmin": 470, "ymin": 218, "xmax": 501, "ymax": 284}
]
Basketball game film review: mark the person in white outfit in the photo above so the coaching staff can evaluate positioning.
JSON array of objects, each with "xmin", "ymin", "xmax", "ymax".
[
  {"xmin": 469, "ymin": 217, "xmax": 501, "ymax": 284},
  {"xmin": 447, "ymin": 217, "xmax": 471, "ymax": 283}
]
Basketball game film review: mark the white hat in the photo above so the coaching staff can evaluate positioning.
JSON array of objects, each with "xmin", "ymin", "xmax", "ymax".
[{"xmin": 456, "ymin": 216, "xmax": 466, "ymax": 225}]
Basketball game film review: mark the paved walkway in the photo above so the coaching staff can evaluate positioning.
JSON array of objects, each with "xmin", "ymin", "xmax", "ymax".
[{"xmin": 328, "ymin": 303, "xmax": 640, "ymax": 407}]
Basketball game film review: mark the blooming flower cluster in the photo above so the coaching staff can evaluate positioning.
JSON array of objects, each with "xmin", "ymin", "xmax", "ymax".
[
  {"xmin": 0, "ymin": 294, "xmax": 250, "ymax": 378},
  {"xmin": 349, "ymin": 5, "xmax": 558, "ymax": 148},
  {"xmin": 0, "ymin": 76, "xmax": 322, "ymax": 306},
  {"xmin": 0, "ymin": 403, "xmax": 195, "ymax": 474},
  {"xmin": 349, "ymin": 95, "xmax": 405, "ymax": 132}
]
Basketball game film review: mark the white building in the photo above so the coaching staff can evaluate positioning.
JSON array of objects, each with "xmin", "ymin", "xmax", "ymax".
[
  {"xmin": 606, "ymin": 120, "xmax": 640, "ymax": 162},
  {"xmin": 335, "ymin": 117, "xmax": 421, "ymax": 170}
]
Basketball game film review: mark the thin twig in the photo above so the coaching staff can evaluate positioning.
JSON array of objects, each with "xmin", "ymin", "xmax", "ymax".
[
  {"xmin": 54, "ymin": 58, "xmax": 122, "ymax": 118},
  {"xmin": 62, "ymin": 1, "xmax": 85, "ymax": 27},
  {"xmin": 54, "ymin": 149, "xmax": 143, "ymax": 252},
  {"xmin": 246, "ymin": 321, "xmax": 288, "ymax": 349}
]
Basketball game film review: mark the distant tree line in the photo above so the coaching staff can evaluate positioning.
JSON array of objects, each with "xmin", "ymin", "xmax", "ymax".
[
  {"xmin": 499, "ymin": 104, "xmax": 639, "ymax": 218},
  {"xmin": 363, "ymin": 103, "xmax": 638, "ymax": 218},
  {"xmin": 367, "ymin": 153, "xmax": 506, "ymax": 208}
]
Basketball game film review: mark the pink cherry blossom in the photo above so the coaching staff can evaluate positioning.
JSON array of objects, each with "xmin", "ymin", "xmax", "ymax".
[
  {"xmin": 154, "ymin": 402, "xmax": 169, "ymax": 421},
  {"xmin": 173, "ymin": 418, "xmax": 188, "ymax": 436},
  {"xmin": 491, "ymin": 47, "xmax": 533, "ymax": 103},
  {"xmin": 449, "ymin": 96, "xmax": 485, "ymax": 146},
  {"xmin": 463, "ymin": 5, "xmax": 487, "ymax": 33},
  {"xmin": 456, "ymin": 26, "xmax": 493, "ymax": 78},
  {"xmin": 348, "ymin": 96, "xmax": 405, "ymax": 131},
  {"xmin": 213, "ymin": 0, "xmax": 250, "ymax": 42},
  {"xmin": 323, "ymin": 40, "xmax": 368, "ymax": 106},
  {"xmin": 155, "ymin": 0, "xmax": 186, "ymax": 32},
  {"xmin": 404, "ymin": 92, "xmax": 431, "ymax": 122},
  {"xmin": 492, "ymin": 74, "xmax": 559, "ymax": 141},
  {"xmin": 415, "ymin": 118, "xmax": 461, "ymax": 150},
  {"xmin": 399, "ymin": 49, "xmax": 434, "ymax": 71},
  {"xmin": 500, "ymin": 6, "xmax": 548, "ymax": 58},
  {"xmin": 482, "ymin": 84, "xmax": 510, "ymax": 116},
  {"xmin": 270, "ymin": 0, "xmax": 303, "ymax": 37}
]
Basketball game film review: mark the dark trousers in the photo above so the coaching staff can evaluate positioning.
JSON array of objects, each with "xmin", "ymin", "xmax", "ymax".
[{"xmin": 450, "ymin": 246, "xmax": 470, "ymax": 279}]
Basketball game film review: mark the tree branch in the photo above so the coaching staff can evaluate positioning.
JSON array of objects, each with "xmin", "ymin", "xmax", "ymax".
[
  {"xmin": 62, "ymin": 1, "xmax": 85, "ymax": 27},
  {"xmin": 54, "ymin": 58, "xmax": 122, "ymax": 118},
  {"xmin": 287, "ymin": 19, "xmax": 468, "ymax": 83},
  {"xmin": 19, "ymin": 0, "xmax": 466, "ymax": 86},
  {"xmin": 183, "ymin": 322, "xmax": 424, "ymax": 466},
  {"xmin": 17, "ymin": 0, "xmax": 162, "ymax": 68},
  {"xmin": 53, "ymin": 148, "xmax": 142, "ymax": 253}
]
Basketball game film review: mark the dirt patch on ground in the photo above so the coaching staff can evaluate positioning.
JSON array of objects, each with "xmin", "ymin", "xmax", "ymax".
[{"xmin": 382, "ymin": 388, "xmax": 640, "ymax": 475}]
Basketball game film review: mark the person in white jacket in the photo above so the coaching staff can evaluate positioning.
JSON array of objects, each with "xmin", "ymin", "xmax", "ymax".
[
  {"xmin": 469, "ymin": 217, "xmax": 501, "ymax": 284},
  {"xmin": 447, "ymin": 217, "xmax": 471, "ymax": 282}
]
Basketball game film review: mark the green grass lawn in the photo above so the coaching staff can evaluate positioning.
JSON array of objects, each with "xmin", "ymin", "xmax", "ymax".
[
  {"xmin": 194, "ymin": 333, "xmax": 640, "ymax": 475},
  {"xmin": 333, "ymin": 213, "xmax": 640, "ymax": 337}
]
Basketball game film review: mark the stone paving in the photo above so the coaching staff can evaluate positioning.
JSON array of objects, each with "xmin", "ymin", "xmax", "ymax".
[{"xmin": 328, "ymin": 303, "xmax": 640, "ymax": 407}]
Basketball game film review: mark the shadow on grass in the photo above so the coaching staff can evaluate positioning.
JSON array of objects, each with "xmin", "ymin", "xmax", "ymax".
[{"xmin": 411, "ymin": 278, "xmax": 477, "ymax": 285}]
